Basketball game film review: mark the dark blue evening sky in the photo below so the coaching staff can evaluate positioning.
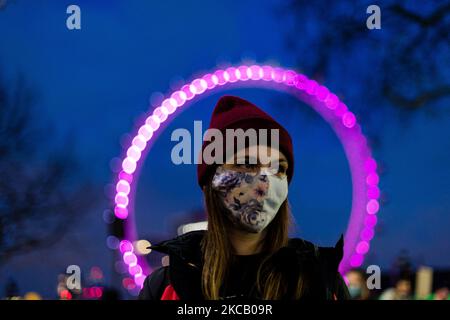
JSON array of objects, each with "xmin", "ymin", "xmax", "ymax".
[{"xmin": 0, "ymin": 1, "xmax": 449, "ymax": 298}]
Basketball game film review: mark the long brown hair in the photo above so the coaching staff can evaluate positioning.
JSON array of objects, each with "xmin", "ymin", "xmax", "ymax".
[{"xmin": 200, "ymin": 181, "xmax": 306, "ymax": 300}]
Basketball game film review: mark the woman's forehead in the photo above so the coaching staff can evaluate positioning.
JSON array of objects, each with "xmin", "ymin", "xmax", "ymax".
[{"xmin": 232, "ymin": 146, "xmax": 287, "ymax": 162}]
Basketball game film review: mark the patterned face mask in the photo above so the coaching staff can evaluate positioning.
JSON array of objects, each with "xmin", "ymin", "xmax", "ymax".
[{"xmin": 211, "ymin": 166, "xmax": 288, "ymax": 233}]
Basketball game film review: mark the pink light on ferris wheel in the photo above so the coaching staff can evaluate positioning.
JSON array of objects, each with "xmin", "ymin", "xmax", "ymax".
[{"xmin": 110, "ymin": 63, "xmax": 381, "ymax": 291}]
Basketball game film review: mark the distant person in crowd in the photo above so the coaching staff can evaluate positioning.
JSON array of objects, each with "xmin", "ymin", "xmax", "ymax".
[
  {"xmin": 345, "ymin": 269, "xmax": 370, "ymax": 300},
  {"xmin": 426, "ymin": 287, "xmax": 449, "ymax": 300},
  {"xmin": 379, "ymin": 278, "xmax": 413, "ymax": 300}
]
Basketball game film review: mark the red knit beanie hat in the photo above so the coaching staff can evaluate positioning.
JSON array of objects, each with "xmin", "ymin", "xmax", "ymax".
[{"xmin": 197, "ymin": 95, "xmax": 294, "ymax": 188}]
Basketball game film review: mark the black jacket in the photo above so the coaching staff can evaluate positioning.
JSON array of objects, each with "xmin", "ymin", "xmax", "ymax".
[{"xmin": 138, "ymin": 230, "xmax": 349, "ymax": 300}]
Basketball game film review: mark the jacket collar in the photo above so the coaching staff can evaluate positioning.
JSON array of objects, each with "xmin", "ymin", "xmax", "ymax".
[
  {"xmin": 149, "ymin": 230, "xmax": 344, "ymax": 300},
  {"xmin": 149, "ymin": 229, "xmax": 343, "ymax": 265},
  {"xmin": 149, "ymin": 230, "xmax": 205, "ymax": 267}
]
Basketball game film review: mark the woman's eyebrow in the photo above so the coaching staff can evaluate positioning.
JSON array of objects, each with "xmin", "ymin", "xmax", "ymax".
[
  {"xmin": 235, "ymin": 155, "xmax": 258, "ymax": 164},
  {"xmin": 265, "ymin": 158, "xmax": 288, "ymax": 167}
]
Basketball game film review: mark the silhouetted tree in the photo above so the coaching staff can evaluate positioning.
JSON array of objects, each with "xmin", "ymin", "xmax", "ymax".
[
  {"xmin": 278, "ymin": 0, "xmax": 449, "ymax": 128},
  {"xmin": 0, "ymin": 74, "xmax": 97, "ymax": 265}
]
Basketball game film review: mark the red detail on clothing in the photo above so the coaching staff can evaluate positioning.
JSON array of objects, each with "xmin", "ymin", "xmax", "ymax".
[{"xmin": 160, "ymin": 284, "xmax": 180, "ymax": 300}]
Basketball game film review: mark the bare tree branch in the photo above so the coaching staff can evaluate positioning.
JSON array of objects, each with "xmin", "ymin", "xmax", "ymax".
[
  {"xmin": 280, "ymin": 0, "xmax": 450, "ymax": 115},
  {"xmin": 384, "ymin": 85, "xmax": 450, "ymax": 110},
  {"xmin": 389, "ymin": 3, "xmax": 450, "ymax": 27},
  {"xmin": 0, "ymin": 73, "xmax": 98, "ymax": 265}
]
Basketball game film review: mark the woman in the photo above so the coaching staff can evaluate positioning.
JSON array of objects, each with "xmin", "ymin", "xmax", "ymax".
[{"xmin": 139, "ymin": 95, "xmax": 349, "ymax": 300}]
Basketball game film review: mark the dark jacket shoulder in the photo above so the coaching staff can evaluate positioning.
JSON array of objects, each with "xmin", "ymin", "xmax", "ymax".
[
  {"xmin": 139, "ymin": 230, "xmax": 349, "ymax": 300},
  {"xmin": 138, "ymin": 266, "xmax": 169, "ymax": 300},
  {"xmin": 290, "ymin": 235, "xmax": 349, "ymax": 300}
]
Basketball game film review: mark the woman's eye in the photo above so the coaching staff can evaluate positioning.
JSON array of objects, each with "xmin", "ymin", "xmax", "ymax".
[
  {"xmin": 243, "ymin": 163, "xmax": 258, "ymax": 169},
  {"xmin": 276, "ymin": 166, "xmax": 287, "ymax": 176}
]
